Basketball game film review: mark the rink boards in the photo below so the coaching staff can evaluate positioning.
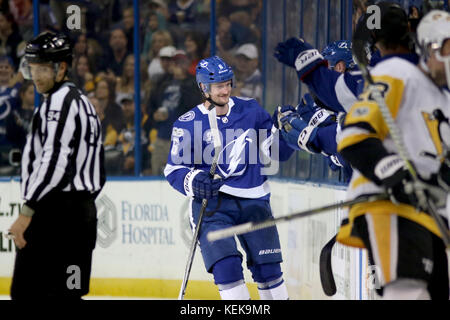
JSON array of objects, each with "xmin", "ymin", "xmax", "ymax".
[{"xmin": 0, "ymin": 178, "xmax": 376, "ymax": 300}]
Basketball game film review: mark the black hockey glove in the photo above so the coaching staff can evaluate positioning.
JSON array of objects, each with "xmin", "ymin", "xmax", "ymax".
[{"xmin": 374, "ymin": 155, "xmax": 425, "ymax": 209}]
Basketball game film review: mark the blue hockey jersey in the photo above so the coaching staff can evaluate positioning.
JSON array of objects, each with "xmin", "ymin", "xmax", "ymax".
[
  {"xmin": 303, "ymin": 52, "xmax": 418, "ymax": 113},
  {"xmin": 164, "ymin": 97, "xmax": 294, "ymax": 200}
]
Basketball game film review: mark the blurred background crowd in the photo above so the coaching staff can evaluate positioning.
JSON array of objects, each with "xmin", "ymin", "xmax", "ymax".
[
  {"xmin": 0, "ymin": 0, "xmax": 265, "ymax": 177},
  {"xmin": 0, "ymin": 0, "xmax": 432, "ymax": 178}
]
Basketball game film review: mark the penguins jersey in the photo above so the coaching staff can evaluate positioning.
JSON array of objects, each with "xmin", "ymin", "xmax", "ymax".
[
  {"xmin": 337, "ymin": 56, "xmax": 450, "ymax": 237},
  {"xmin": 164, "ymin": 96, "xmax": 294, "ymax": 200}
]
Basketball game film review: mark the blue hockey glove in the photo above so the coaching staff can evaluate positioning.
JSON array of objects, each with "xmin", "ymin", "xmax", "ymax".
[
  {"xmin": 328, "ymin": 154, "xmax": 343, "ymax": 171},
  {"xmin": 184, "ymin": 170, "xmax": 224, "ymax": 199},
  {"xmin": 279, "ymin": 113, "xmax": 320, "ymax": 153},
  {"xmin": 272, "ymin": 105, "xmax": 297, "ymax": 129},
  {"xmin": 297, "ymin": 94, "xmax": 335, "ymax": 128},
  {"xmin": 274, "ymin": 37, "xmax": 326, "ymax": 80}
]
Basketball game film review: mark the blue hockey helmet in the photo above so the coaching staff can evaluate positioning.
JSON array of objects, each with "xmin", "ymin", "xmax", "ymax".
[
  {"xmin": 195, "ymin": 56, "xmax": 234, "ymax": 94},
  {"xmin": 322, "ymin": 40, "xmax": 355, "ymax": 70}
]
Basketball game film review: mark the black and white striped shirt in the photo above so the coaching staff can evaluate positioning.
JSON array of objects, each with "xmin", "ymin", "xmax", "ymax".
[{"xmin": 21, "ymin": 81, "xmax": 105, "ymax": 208}]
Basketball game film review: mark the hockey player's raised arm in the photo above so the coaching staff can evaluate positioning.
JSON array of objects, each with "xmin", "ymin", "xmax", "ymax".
[
  {"xmin": 303, "ymin": 68, "xmax": 359, "ymax": 113},
  {"xmin": 274, "ymin": 37, "xmax": 360, "ymax": 113}
]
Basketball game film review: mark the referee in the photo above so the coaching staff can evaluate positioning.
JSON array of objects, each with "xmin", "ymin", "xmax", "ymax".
[{"xmin": 7, "ymin": 31, "xmax": 105, "ymax": 300}]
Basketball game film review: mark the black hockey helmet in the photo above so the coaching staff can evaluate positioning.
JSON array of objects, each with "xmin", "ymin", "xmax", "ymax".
[
  {"xmin": 371, "ymin": 2, "xmax": 410, "ymax": 48},
  {"xmin": 352, "ymin": 1, "xmax": 410, "ymax": 65},
  {"xmin": 24, "ymin": 31, "xmax": 73, "ymax": 65}
]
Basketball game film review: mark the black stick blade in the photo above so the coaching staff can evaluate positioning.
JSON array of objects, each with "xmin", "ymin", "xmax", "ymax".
[{"xmin": 319, "ymin": 234, "xmax": 337, "ymax": 297}]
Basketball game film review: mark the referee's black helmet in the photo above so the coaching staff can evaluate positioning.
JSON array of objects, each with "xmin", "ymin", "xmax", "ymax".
[{"xmin": 24, "ymin": 31, "xmax": 73, "ymax": 65}]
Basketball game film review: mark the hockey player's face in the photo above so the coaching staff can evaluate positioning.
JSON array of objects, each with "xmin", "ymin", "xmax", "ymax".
[
  {"xmin": 333, "ymin": 61, "xmax": 346, "ymax": 73},
  {"xmin": 29, "ymin": 63, "xmax": 56, "ymax": 94},
  {"xmin": 209, "ymin": 80, "xmax": 232, "ymax": 105},
  {"xmin": 428, "ymin": 39, "xmax": 450, "ymax": 87}
]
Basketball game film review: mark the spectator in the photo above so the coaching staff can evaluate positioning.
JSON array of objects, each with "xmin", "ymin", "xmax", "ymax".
[
  {"xmin": 168, "ymin": 0, "xmax": 197, "ymax": 26},
  {"xmin": 86, "ymin": 37, "xmax": 103, "ymax": 75},
  {"xmin": 117, "ymin": 94, "xmax": 151, "ymax": 175},
  {"xmin": 0, "ymin": 10, "xmax": 22, "ymax": 68},
  {"xmin": 9, "ymin": 0, "xmax": 60, "ymax": 42},
  {"xmin": 149, "ymin": 43, "xmax": 176, "ymax": 85},
  {"xmin": 112, "ymin": 6, "xmax": 135, "ymax": 53},
  {"xmin": 218, "ymin": 0, "xmax": 255, "ymax": 16},
  {"xmin": 142, "ymin": 11, "xmax": 167, "ymax": 62},
  {"xmin": 71, "ymin": 54, "xmax": 95, "ymax": 95},
  {"xmin": 408, "ymin": 5, "xmax": 422, "ymax": 32},
  {"xmin": 184, "ymin": 30, "xmax": 206, "ymax": 76},
  {"xmin": 146, "ymin": 30, "xmax": 174, "ymax": 81},
  {"xmin": 100, "ymin": 27, "xmax": 131, "ymax": 77},
  {"xmin": 232, "ymin": 43, "xmax": 262, "ymax": 104},
  {"xmin": 73, "ymin": 32, "xmax": 88, "ymax": 58},
  {"xmin": 147, "ymin": 49, "xmax": 202, "ymax": 175},
  {"xmin": 115, "ymin": 53, "xmax": 151, "ymax": 106},
  {"xmin": 5, "ymin": 79, "xmax": 33, "ymax": 152},
  {"xmin": 167, "ymin": 0, "xmax": 200, "ymax": 47},
  {"xmin": 215, "ymin": 14, "xmax": 257, "ymax": 64},
  {"xmin": 90, "ymin": 95, "xmax": 123, "ymax": 176},
  {"xmin": 148, "ymin": 0, "xmax": 169, "ymax": 21},
  {"xmin": 92, "ymin": 77, "xmax": 125, "ymax": 139},
  {"xmin": 0, "ymin": 55, "xmax": 20, "ymax": 175}
]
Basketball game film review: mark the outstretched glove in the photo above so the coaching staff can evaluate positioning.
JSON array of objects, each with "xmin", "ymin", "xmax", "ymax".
[
  {"xmin": 184, "ymin": 170, "xmax": 224, "ymax": 199},
  {"xmin": 279, "ymin": 112, "xmax": 320, "ymax": 153},
  {"xmin": 274, "ymin": 37, "xmax": 326, "ymax": 80},
  {"xmin": 297, "ymin": 94, "xmax": 336, "ymax": 128},
  {"xmin": 272, "ymin": 105, "xmax": 296, "ymax": 129}
]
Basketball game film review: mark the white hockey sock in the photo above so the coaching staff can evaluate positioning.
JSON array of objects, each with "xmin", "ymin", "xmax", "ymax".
[
  {"xmin": 257, "ymin": 277, "xmax": 289, "ymax": 300},
  {"xmin": 382, "ymin": 279, "xmax": 430, "ymax": 300},
  {"xmin": 218, "ymin": 280, "xmax": 250, "ymax": 300}
]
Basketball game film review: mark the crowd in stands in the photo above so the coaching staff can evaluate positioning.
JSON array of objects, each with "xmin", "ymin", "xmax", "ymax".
[{"xmin": 0, "ymin": 0, "xmax": 264, "ymax": 176}]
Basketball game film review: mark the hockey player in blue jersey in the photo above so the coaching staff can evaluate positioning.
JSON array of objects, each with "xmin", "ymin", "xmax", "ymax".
[
  {"xmin": 274, "ymin": 2, "xmax": 419, "ymax": 114},
  {"xmin": 164, "ymin": 56, "xmax": 294, "ymax": 299},
  {"xmin": 272, "ymin": 2, "xmax": 423, "ymax": 184},
  {"xmin": 272, "ymin": 40, "xmax": 356, "ymax": 183}
]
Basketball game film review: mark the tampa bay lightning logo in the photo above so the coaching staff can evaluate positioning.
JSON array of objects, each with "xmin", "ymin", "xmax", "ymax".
[
  {"xmin": 178, "ymin": 111, "xmax": 195, "ymax": 122},
  {"xmin": 217, "ymin": 129, "xmax": 252, "ymax": 178}
]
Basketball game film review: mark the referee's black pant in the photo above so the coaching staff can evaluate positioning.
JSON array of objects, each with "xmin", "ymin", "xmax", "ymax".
[{"xmin": 10, "ymin": 191, "xmax": 98, "ymax": 300}]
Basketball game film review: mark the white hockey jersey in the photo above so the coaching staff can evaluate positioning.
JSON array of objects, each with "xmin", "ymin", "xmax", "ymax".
[{"xmin": 337, "ymin": 57, "xmax": 450, "ymax": 241}]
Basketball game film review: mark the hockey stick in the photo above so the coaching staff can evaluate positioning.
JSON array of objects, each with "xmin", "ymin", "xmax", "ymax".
[
  {"xmin": 178, "ymin": 104, "xmax": 222, "ymax": 300},
  {"xmin": 207, "ymin": 194, "xmax": 386, "ymax": 242},
  {"xmin": 319, "ymin": 234, "xmax": 337, "ymax": 296},
  {"xmin": 352, "ymin": 39, "xmax": 450, "ymax": 248}
]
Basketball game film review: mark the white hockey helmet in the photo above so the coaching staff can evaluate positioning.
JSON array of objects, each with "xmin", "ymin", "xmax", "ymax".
[{"xmin": 416, "ymin": 10, "xmax": 450, "ymax": 88}]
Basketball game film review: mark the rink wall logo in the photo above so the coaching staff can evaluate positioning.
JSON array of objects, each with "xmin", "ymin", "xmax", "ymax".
[
  {"xmin": 121, "ymin": 201, "xmax": 175, "ymax": 245},
  {"xmin": 170, "ymin": 122, "xmax": 279, "ymax": 176},
  {"xmin": 95, "ymin": 195, "xmax": 118, "ymax": 248},
  {"xmin": 0, "ymin": 197, "xmax": 21, "ymax": 253},
  {"xmin": 66, "ymin": 5, "xmax": 81, "ymax": 30},
  {"xmin": 366, "ymin": 5, "xmax": 381, "ymax": 30}
]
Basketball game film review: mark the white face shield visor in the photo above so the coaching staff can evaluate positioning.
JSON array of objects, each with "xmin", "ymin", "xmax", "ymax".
[
  {"xmin": 416, "ymin": 10, "xmax": 450, "ymax": 89},
  {"xmin": 19, "ymin": 57, "xmax": 32, "ymax": 80},
  {"xmin": 19, "ymin": 57, "xmax": 62, "ymax": 82},
  {"xmin": 433, "ymin": 42, "xmax": 450, "ymax": 89}
]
